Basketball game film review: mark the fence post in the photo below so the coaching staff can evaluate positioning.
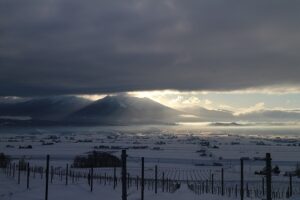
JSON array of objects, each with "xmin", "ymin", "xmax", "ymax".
[
  {"xmin": 27, "ymin": 162, "xmax": 30, "ymax": 189},
  {"xmin": 122, "ymin": 150, "xmax": 127, "ymax": 200},
  {"xmin": 141, "ymin": 157, "xmax": 145, "ymax": 200},
  {"xmin": 51, "ymin": 166, "xmax": 53, "ymax": 183},
  {"xmin": 240, "ymin": 158, "xmax": 244, "ymax": 200},
  {"xmin": 65, "ymin": 164, "xmax": 68, "ymax": 186},
  {"xmin": 266, "ymin": 153, "xmax": 272, "ymax": 200},
  {"xmin": 18, "ymin": 160, "xmax": 21, "ymax": 184},
  {"xmin": 262, "ymin": 177, "xmax": 265, "ymax": 196},
  {"xmin": 289, "ymin": 174, "xmax": 292, "ymax": 197},
  {"xmin": 127, "ymin": 173, "xmax": 130, "ymax": 189},
  {"xmin": 9, "ymin": 163, "xmax": 12, "ymax": 176},
  {"xmin": 162, "ymin": 172, "xmax": 165, "ymax": 192},
  {"xmin": 113, "ymin": 166, "xmax": 116, "ymax": 189},
  {"xmin": 90, "ymin": 166, "xmax": 93, "ymax": 192},
  {"xmin": 221, "ymin": 168, "xmax": 224, "ymax": 196},
  {"xmin": 13, "ymin": 163, "xmax": 15, "ymax": 178},
  {"xmin": 155, "ymin": 165, "xmax": 158, "ymax": 194},
  {"xmin": 211, "ymin": 173, "xmax": 214, "ymax": 194},
  {"xmin": 45, "ymin": 155, "xmax": 50, "ymax": 200}
]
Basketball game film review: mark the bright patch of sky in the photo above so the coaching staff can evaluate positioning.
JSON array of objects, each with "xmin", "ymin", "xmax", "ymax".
[
  {"xmin": 128, "ymin": 90, "xmax": 300, "ymax": 113},
  {"xmin": 77, "ymin": 94, "xmax": 106, "ymax": 101}
]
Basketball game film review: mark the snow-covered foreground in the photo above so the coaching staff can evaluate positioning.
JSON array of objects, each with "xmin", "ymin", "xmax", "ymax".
[
  {"xmin": 1, "ymin": 169, "xmax": 300, "ymax": 200},
  {"xmin": 0, "ymin": 172, "xmax": 260, "ymax": 200},
  {"xmin": 1, "ymin": 125, "xmax": 300, "ymax": 199}
]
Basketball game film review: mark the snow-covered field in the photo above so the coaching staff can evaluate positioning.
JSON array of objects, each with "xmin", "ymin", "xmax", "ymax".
[{"xmin": 1, "ymin": 124, "xmax": 300, "ymax": 199}]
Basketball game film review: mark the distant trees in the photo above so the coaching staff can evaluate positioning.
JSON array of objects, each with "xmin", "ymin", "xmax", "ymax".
[
  {"xmin": 0, "ymin": 153, "xmax": 10, "ymax": 168},
  {"xmin": 255, "ymin": 165, "xmax": 280, "ymax": 175},
  {"xmin": 272, "ymin": 165, "xmax": 280, "ymax": 175},
  {"xmin": 72, "ymin": 151, "xmax": 121, "ymax": 168}
]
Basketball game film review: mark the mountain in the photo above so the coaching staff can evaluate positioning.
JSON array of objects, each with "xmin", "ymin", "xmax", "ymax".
[
  {"xmin": 1, "ymin": 94, "xmax": 299, "ymax": 126},
  {"xmin": 182, "ymin": 107, "xmax": 234, "ymax": 122},
  {"xmin": 66, "ymin": 95, "xmax": 182, "ymax": 125},
  {"xmin": 209, "ymin": 122, "xmax": 244, "ymax": 126},
  {"xmin": 238, "ymin": 110, "xmax": 300, "ymax": 122},
  {"xmin": 0, "ymin": 96, "xmax": 91, "ymax": 121},
  {"xmin": 185, "ymin": 107, "xmax": 300, "ymax": 123}
]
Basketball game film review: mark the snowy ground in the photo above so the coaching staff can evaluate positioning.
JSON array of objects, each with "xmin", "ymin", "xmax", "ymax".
[
  {"xmin": 1, "ymin": 125, "xmax": 300, "ymax": 199},
  {"xmin": 0, "ymin": 172, "xmax": 260, "ymax": 200}
]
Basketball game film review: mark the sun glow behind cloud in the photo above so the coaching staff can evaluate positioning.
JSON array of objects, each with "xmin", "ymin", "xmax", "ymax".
[
  {"xmin": 129, "ymin": 90, "xmax": 211, "ymax": 109},
  {"xmin": 77, "ymin": 94, "xmax": 106, "ymax": 101},
  {"xmin": 233, "ymin": 102, "xmax": 265, "ymax": 116},
  {"xmin": 128, "ymin": 87, "xmax": 300, "ymax": 114}
]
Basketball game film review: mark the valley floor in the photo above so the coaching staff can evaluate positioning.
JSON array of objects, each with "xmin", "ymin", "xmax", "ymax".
[{"xmin": 1, "ymin": 125, "xmax": 300, "ymax": 199}]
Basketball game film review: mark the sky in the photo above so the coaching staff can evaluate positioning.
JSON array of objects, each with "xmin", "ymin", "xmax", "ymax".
[
  {"xmin": 129, "ymin": 90, "xmax": 300, "ymax": 111},
  {"xmin": 1, "ymin": 1, "xmax": 300, "ymax": 119}
]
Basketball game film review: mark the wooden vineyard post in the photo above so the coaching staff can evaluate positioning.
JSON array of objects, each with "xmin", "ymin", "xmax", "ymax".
[
  {"xmin": 211, "ymin": 173, "xmax": 214, "ymax": 194},
  {"xmin": 155, "ymin": 165, "xmax": 158, "ymax": 194},
  {"xmin": 221, "ymin": 168, "xmax": 224, "ymax": 196},
  {"xmin": 127, "ymin": 173, "xmax": 130, "ymax": 189},
  {"xmin": 266, "ymin": 153, "xmax": 272, "ymax": 200},
  {"xmin": 141, "ymin": 157, "xmax": 145, "ymax": 200},
  {"xmin": 240, "ymin": 158, "xmax": 244, "ymax": 200},
  {"xmin": 113, "ymin": 166, "xmax": 117, "ymax": 189},
  {"xmin": 18, "ymin": 160, "xmax": 21, "ymax": 184},
  {"xmin": 51, "ymin": 166, "xmax": 53, "ymax": 183},
  {"xmin": 162, "ymin": 172, "xmax": 165, "ymax": 192},
  {"xmin": 8, "ymin": 164, "xmax": 11, "ymax": 176},
  {"xmin": 8, "ymin": 163, "xmax": 11, "ymax": 176},
  {"xmin": 45, "ymin": 155, "xmax": 50, "ymax": 200},
  {"xmin": 90, "ymin": 165, "xmax": 94, "ymax": 192},
  {"xmin": 262, "ymin": 177, "xmax": 265, "ymax": 196},
  {"xmin": 27, "ymin": 162, "xmax": 30, "ymax": 189},
  {"xmin": 289, "ymin": 174, "xmax": 292, "ymax": 197},
  {"xmin": 65, "ymin": 164, "xmax": 68, "ymax": 186},
  {"xmin": 122, "ymin": 150, "xmax": 127, "ymax": 200},
  {"xmin": 13, "ymin": 163, "xmax": 15, "ymax": 178}
]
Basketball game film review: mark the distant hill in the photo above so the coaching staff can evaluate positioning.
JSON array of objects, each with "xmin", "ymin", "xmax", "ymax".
[
  {"xmin": 187, "ymin": 107, "xmax": 300, "ymax": 123},
  {"xmin": 66, "ymin": 95, "xmax": 182, "ymax": 125},
  {"xmin": 209, "ymin": 122, "xmax": 244, "ymax": 126},
  {"xmin": 182, "ymin": 107, "xmax": 234, "ymax": 122},
  {"xmin": 0, "ymin": 96, "xmax": 91, "ymax": 121},
  {"xmin": 238, "ymin": 109, "xmax": 300, "ymax": 122}
]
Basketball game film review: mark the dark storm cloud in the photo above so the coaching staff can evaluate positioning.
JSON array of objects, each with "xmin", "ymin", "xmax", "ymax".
[{"xmin": 1, "ymin": 0, "xmax": 300, "ymax": 96}]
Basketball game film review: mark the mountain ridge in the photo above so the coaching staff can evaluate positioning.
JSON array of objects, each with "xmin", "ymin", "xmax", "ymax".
[
  {"xmin": 0, "ymin": 95, "xmax": 183, "ymax": 126},
  {"xmin": 66, "ymin": 95, "xmax": 182, "ymax": 125}
]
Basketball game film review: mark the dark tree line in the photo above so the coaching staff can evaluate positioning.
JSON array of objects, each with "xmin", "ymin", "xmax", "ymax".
[
  {"xmin": 72, "ymin": 151, "xmax": 121, "ymax": 168},
  {"xmin": 0, "ymin": 153, "xmax": 10, "ymax": 168}
]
